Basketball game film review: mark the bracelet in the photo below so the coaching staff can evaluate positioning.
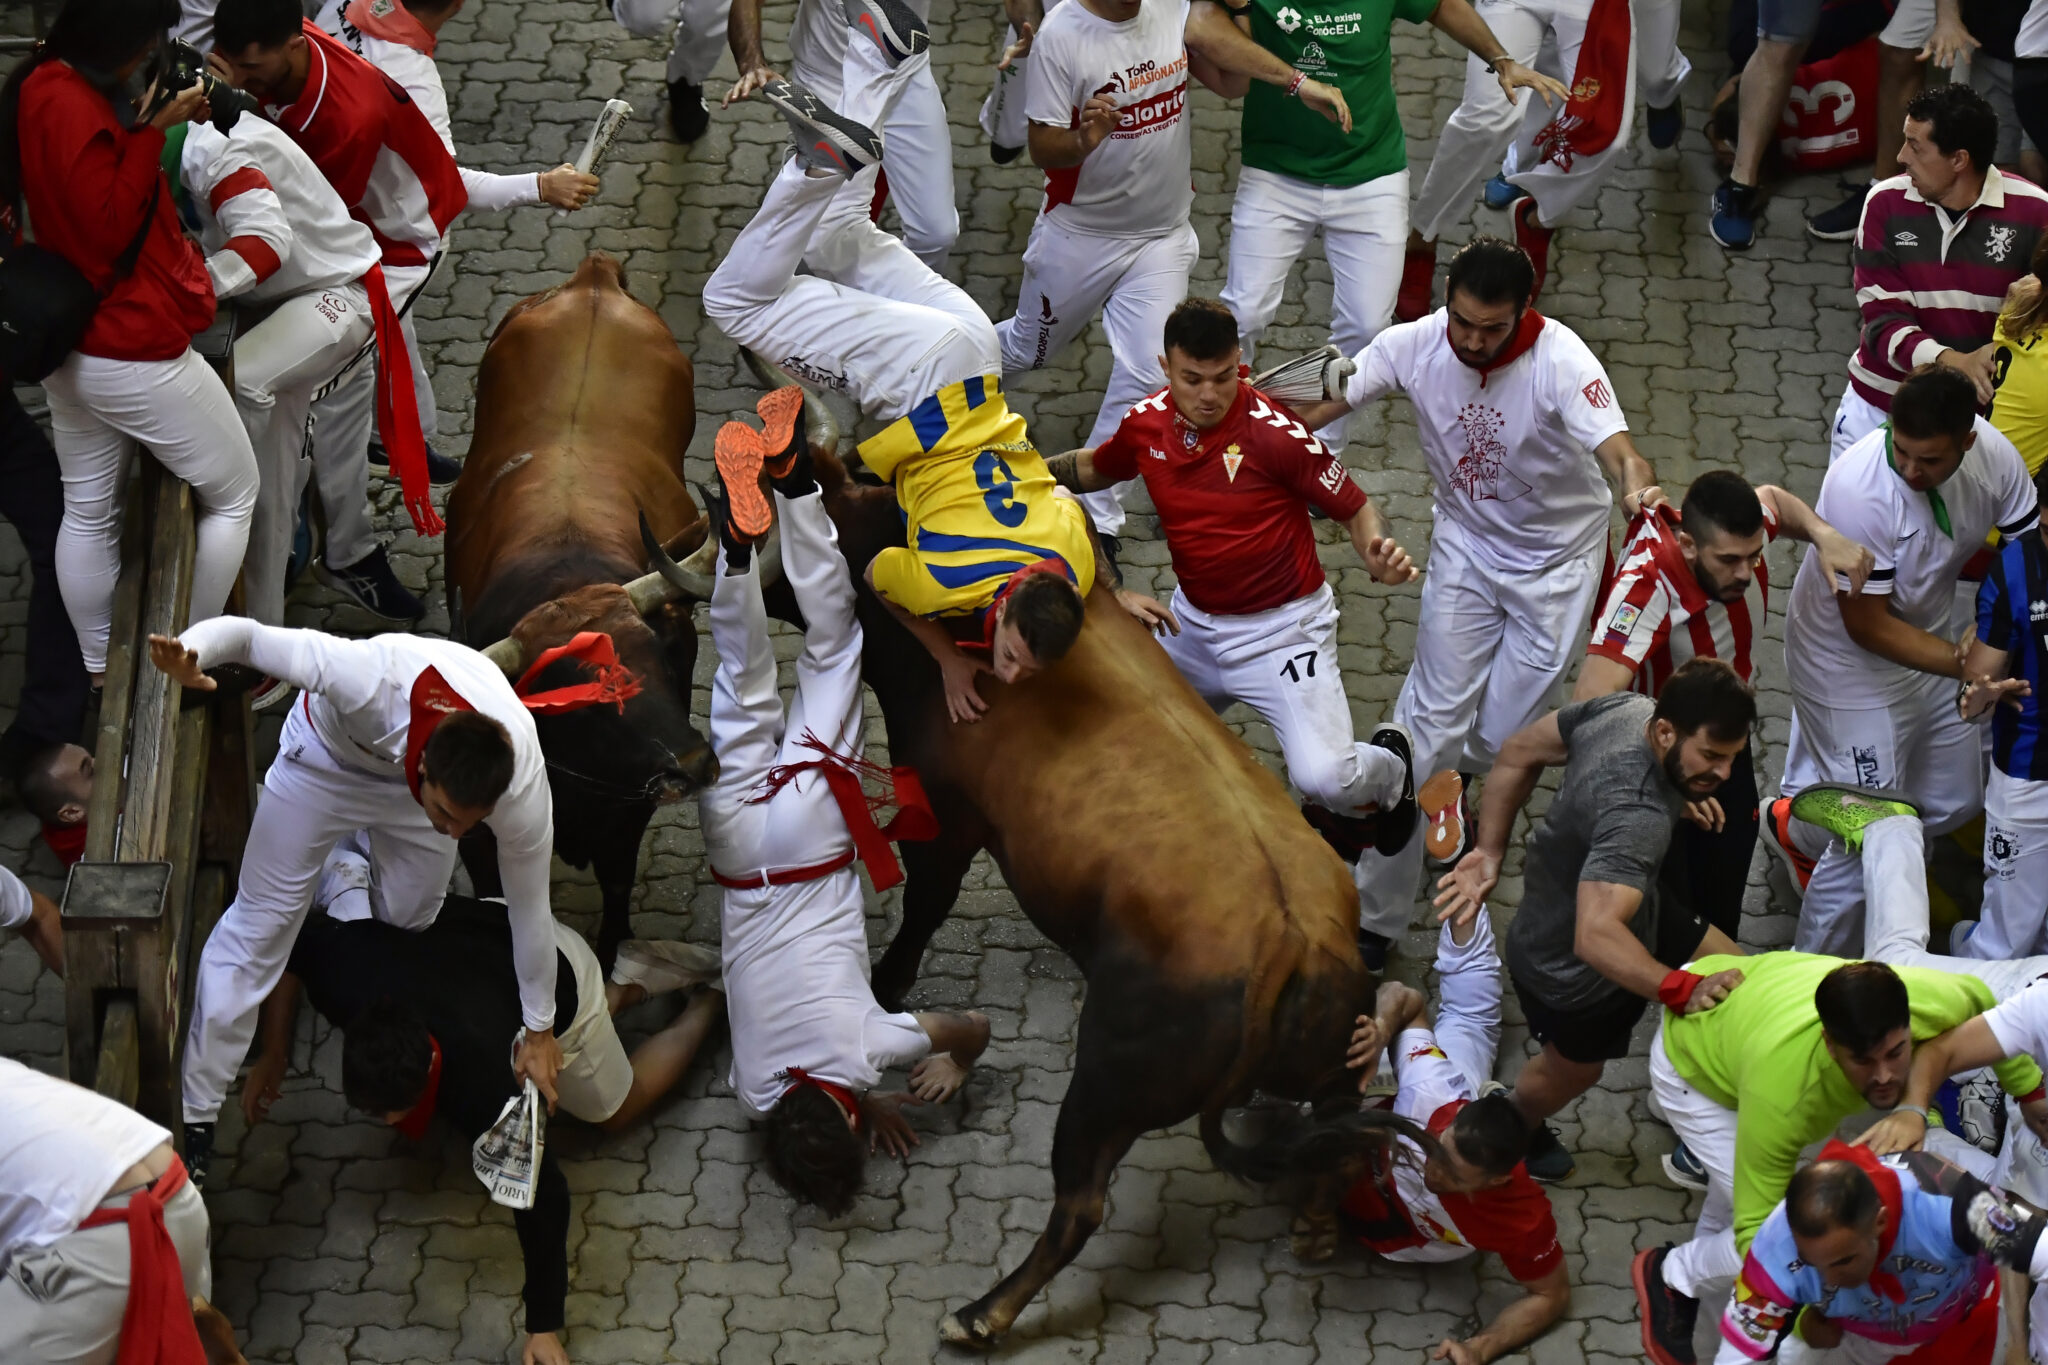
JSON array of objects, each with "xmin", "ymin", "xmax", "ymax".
[
  {"xmin": 1487, "ymin": 53, "xmax": 1513, "ymax": 70},
  {"xmin": 1285, "ymin": 68, "xmax": 1306, "ymax": 98}
]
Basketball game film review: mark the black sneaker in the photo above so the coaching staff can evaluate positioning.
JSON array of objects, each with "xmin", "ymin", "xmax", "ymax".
[
  {"xmin": 1806, "ymin": 181, "xmax": 1870, "ymax": 242},
  {"xmin": 990, "ymin": 142, "xmax": 1024, "ymax": 165},
  {"xmin": 368, "ymin": 441, "xmax": 463, "ymax": 486},
  {"xmin": 1633, "ymin": 1244, "xmax": 1700, "ymax": 1365},
  {"xmin": 184, "ymin": 1121, "xmax": 216, "ymax": 1188},
  {"xmin": 316, "ymin": 546, "xmax": 426, "ymax": 623},
  {"xmin": 1645, "ymin": 97, "xmax": 1682, "ymax": 150},
  {"xmin": 761, "ymin": 79, "xmax": 884, "ymax": 179},
  {"xmin": 1523, "ymin": 1122, "xmax": 1575, "ymax": 1183},
  {"xmin": 1356, "ymin": 927, "xmax": 1390, "ymax": 974},
  {"xmin": 1368, "ymin": 723, "xmax": 1418, "ymax": 857},
  {"xmin": 668, "ymin": 77, "xmax": 710, "ymax": 142}
]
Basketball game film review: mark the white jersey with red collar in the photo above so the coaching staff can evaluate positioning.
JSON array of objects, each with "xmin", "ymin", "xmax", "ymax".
[
  {"xmin": 180, "ymin": 118, "xmax": 378, "ymax": 304},
  {"xmin": 180, "ymin": 616, "xmax": 559, "ymax": 1030},
  {"xmin": 262, "ymin": 19, "xmax": 466, "ymax": 268},
  {"xmin": 1344, "ymin": 309, "xmax": 1631, "ymax": 574}
]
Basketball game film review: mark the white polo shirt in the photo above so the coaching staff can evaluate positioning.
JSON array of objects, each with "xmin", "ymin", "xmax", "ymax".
[
  {"xmin": 0, "ymin": 1057, "xmax": 170, "ymax": 1270},
  {"xmin": 0, "ymin": 866, "xmax": 33, "ymax": 931},
  {"xmin": 1345, "ymin": 311, "xmax": 1630, "ymax": 574},
  {"xmin": 1785, "ymin": 417, "xmax": 2040, "ymax": 710}
]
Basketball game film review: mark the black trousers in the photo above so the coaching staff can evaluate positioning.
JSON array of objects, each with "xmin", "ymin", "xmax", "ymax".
[
  {"xmin": 2016, "ymin": 60, "xmax": 2048, "ymax": 170},
  {"xmin": 1658, "ymin": 740, "xmax": 1760, "ymax": 944},
  {"xmin": 0, "ymin": 388, "xmax": 88, "ymax": 751}
]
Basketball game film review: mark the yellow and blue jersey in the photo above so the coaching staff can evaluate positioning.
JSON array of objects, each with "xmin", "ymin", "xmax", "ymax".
[
  {"xmin": 863, "ymin": 374, "xmax": 1096, "ymax": 622},
  {"xmin": 1991, "ymin": 318, "xmax": 2048, "ymax": 478}
]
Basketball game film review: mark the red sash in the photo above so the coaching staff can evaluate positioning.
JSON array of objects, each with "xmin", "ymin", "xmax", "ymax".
[
  {"xmin": 392, "ymin": 1035, "xmax": 444, "ymax": 1138},
  {"xmin": 363, "ymin": 263, "xmax": 442, "ymax": 537},
  {"xmin": 1530, "ymin": 0, "xmax": 1632, "ymax": 171},
  {"xmin": 77, "ymin": 1157, "xmax": 205, "ymax": 1365},
  {"xmin": 781, "ymin": 1067, "xmax": 862, "ymax": 1131},
  {"xmin": 744, "ymin": 732, "xmax": 938, "ymax": 892}
]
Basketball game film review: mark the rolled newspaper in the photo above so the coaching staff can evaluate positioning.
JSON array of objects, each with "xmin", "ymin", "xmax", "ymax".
[{"xmin": 559, "ymin": 98, "xmax": 633, "ymax": 215}]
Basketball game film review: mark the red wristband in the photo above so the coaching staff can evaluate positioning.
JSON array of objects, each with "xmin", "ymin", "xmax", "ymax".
[
  {"xmin": 2021, "ymin": 1086, "xmax": 2046, "ymax": 1105},
  {"xmin": 1285, "ymin": 69, "xmax": 1306, "ymax": 97},
  {"xmin": 1658, "ymin": 969, "xmax": 1705, "ymax": 1010}
]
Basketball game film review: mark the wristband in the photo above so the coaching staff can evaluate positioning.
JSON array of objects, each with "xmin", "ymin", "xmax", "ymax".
[
  {"xmin": 2022, "ymin": 1086, "xmax": 2046, "ymax": 1105},
  {"xmin": 1895, "ymin": 1105, "xmax": 1931, "ymax": 1123},
  {"xmin": 1487, "ymin": 54, "xmax": 1513, "ymax": 71},
  {"xmin": 1657, "ymin": 968, "xmax": 1705, "ymax": 1010},
  {"xmin": 1285, "ymin": 69, "xmax": 1306, "ymax": 98}
]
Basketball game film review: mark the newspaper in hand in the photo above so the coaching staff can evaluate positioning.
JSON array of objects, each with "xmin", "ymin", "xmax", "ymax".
[
  {"xmin": 1251, "ymin": 345, "xmax": 1357, "ymax": 405},
  {"xmin": 574, "ymin": 99, "xmax": 633, "ymax": 175},
  {"xmin": 472, "ymin": 1075, "xmax": 547, "ymax": 1209}
]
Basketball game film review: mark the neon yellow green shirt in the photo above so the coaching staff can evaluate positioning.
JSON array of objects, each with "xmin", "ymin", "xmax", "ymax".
[{"xmin": 1660, "ymin": 951, "xmax": 2043, "ymax": 1254}]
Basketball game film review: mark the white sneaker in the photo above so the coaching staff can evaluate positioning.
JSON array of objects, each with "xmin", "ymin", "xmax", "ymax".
[{"xmin": 611, "ymin": 939, "xmax": 722, "ymax": 995}]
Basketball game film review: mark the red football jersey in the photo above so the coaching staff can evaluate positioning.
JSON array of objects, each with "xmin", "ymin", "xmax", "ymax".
[{"xmin": 1092, "ymin": 382, "xmax": 1367, "ymax": 616}]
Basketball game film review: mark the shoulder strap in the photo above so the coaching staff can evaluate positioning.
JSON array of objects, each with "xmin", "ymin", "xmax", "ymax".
[{"xmin": 108, "ymin": 175, "xmax": 163, "ymax": 287}]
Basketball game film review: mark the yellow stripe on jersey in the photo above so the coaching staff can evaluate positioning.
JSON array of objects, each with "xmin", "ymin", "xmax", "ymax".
[
  {"xmin": 861, "ymin": 376, "xmax": 1097, "ymax": 619},
  {"xmin": 1993, "ymin": 320, "xmax": 2048, "ymax": 478}
]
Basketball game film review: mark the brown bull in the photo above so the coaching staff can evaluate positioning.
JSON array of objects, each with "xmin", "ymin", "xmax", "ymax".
[
  {"xmin": 662, "ymin": 382, "xmax": 1412, "ymax": 1347},
  {"xmin": 445, "ymin": 253, "xmax": 720, "ymax": 964}
]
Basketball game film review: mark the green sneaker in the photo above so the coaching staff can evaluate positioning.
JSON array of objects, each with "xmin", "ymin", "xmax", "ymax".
[{"xmin": 1788, "ymin": 784, "xmax": 1920, "ymax": 852}]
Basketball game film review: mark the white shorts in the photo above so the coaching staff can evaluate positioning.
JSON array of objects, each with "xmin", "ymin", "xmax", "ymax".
[{"xmin": 1879, "ymin": 0, "xmax": 1935, "ymax": 49}]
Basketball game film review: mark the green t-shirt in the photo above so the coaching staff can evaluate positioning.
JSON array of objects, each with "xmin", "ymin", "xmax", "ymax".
[
  {"xmin": 1241, "ymin": 0, "xmax": 1437, "ymax": 187},
  {"xmin": 1660, "ymin": 951, "xmax": 2044, "ymax": 1255}
]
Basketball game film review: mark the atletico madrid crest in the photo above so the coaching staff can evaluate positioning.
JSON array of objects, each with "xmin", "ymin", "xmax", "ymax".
[{"xmin": 1222, "ymin": 444, "xmax": 1244, "ymax": 482}]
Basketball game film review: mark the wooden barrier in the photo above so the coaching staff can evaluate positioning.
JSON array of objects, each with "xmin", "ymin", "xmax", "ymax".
[{"xmin": 60, "ymin": 313, "xmax": 255, "ymax": 1136}]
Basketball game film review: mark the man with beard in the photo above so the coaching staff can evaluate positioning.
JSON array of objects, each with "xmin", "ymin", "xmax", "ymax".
[
  {"xmin": 1575, "ymin": 471, "xmax": 1873, "ymax": 941},
  {"xmin": 1431, "ymin": 657, "xmax": 1757, "ymax": 1182}
]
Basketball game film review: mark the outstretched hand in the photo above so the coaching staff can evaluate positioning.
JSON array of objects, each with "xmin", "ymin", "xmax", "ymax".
[
  {"xmin": 864, "ymin": 1091, "xmax": 923, "ymax": 1156},
  {"xmin": 909, "ymin": 1053, "xmax": 970, "ymax": 1103},
  {"xmin": 724, "ymin": 64, "xmax": 781, "ymax": 106},
  {"xmin": 1432, "ymin": 848, "xmax": 1499, "ymax": 930},
  {"xmin": 1495, "ymin": 59, "xmax": 1568, "ymax": 108},
  {"xmin": 148, "ymin": 634, "xmax": 216, "ymax": 691},
  {"xmin": 1114, "ymin": 588, "xmax": 1180, "ymax": 636},
  {"xmin": 999, "ymin": 20, "xmax": 1035, "ymax": 67}
]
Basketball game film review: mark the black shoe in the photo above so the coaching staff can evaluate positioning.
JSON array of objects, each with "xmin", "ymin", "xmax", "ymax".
[
  {"xmin": 1356, "ymin": 927, "xmax": 1389, "ymax": 974},
  {"xmin": 1806, "ymin": 181, "xmax": 1870, "ymax": 242},
  {"xmin": 1368, "ymin": 723, "xmax": 1418, "ymax": 857},
  {"xmin": 368, "ymin": 441, "xmax": 463, "ymax": 486},
  {"xmin": 1632, "ymin": 1244, "xmax": 1700, "ymax": 1365},
  {"xmin": 990, "ymin": 142, "xmax": 1024, "ymax": 165},
  {"xmin": 1523, "ymin": 1123, "xmax": 1575, "ymax": 1183},
  {"xmin": 183, "ymin": 1121, "xmax": 216, "ymax": 1188},
  {"xmin": 668, "ymin": 78, "xmax": 710, "ymax": 142},
  {"xmin": 1645, "ymin": 98, "xmax": 1682, "ymax": 150},
  {"xmin": 315, "ymin": 546, "xmax": 426, "ymax": 623}
]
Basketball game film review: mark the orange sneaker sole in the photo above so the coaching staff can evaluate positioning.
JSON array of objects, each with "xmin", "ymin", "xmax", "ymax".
[
  {"xmin": 714, "ymin": 421, "xmax": 774, "ymax": 541},
  {"xmin": 756, "ymin": 386, "xmax": 804, "ymax": 479},
  {"xmin": 1419, "ymin": 770, "xmax": 1466, "ymax": 865}
]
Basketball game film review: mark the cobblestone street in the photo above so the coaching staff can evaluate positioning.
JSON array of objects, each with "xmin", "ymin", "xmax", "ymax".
[{"xmin": 0, "ymin": 0, "xmax": 1876, "ymax": 1358}]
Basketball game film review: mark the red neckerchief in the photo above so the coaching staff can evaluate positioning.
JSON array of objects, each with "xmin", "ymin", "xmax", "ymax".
[
  {"xmin": 345, "ymin": 0, "xmax": 437, "ymax": 55},
  {"xmin": 1818, "ymin": 1140, "xmax": 1906, "ymax": 1301},
  {"xmin": 744, "ymin": 732, "xmax": 938, "ymax": 892},
  {"xmin": 969, "ymin": 557, "xmax": 1077, "ymax": 654},
  {"xmin": 1455, "ymin": 308, "xmax": 1547, "ymax": 388},
  {"xmin": 404, "ymin": 633, "xmax": 643, "ymax": 800},
  {"xmin": 78, "ymin": 1157, "xmax": 206, "ymax": 1365},
  {"xmin": 781, "ymin": 1067, "xmax": 861, "ymax": 1131},
  {"xmin": 41, "ymin": 820, "xmax": 87, "ymax": 866},
  {"xmin": 392, "ymin": 1035, "xmax": 445, "ymax": 1139}
]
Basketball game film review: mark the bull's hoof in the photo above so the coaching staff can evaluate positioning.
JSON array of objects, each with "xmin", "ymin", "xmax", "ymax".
[{"xmin": 938, "ymin": 1310, "xmax": 1002, "ymax": 1351}]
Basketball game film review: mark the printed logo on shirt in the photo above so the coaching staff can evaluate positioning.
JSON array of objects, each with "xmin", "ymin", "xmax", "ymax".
[
  {"xmin": 1119, "ymin": 55, "xmax": 1190, "ymax": 93},
  {"xmin": 1275, "ymin": 5, "xmax": 1303, "ymax": 30},
  {"xmin": 1607, "ymin": 601, "xmax": 1641, "ymax": 637},
  {"xmin": 1032, "ymin": 294, "xmax": 1060, "ymax": 369},
  {"xmin": 1406, "ymin": 1043, "xmax": 1448, "ymax": 1061},
  {"xmin": 1852, "ymin": 744, "xmax": 1882, "ymax": 788},
  {"xmin": 1452, "ymin": 404, "xmax": 1534, "ymax": 503},
  {"xmin": 1223, "ymin": 444, "xmax": 1245, "ymax": 482},
  {"xmin": 1148, "ymin": 447, "xmax": 1170, "ymax": 461},
  {"xmin": 1987, "ymin": 223, "xmax": 2017, "ymax": 263},
  {"xmin": 1112, "ymin": 80, "xmax": 1188, "ymax": 139},
  {"xmin": 1895, "ymin": 230, "xmax": 1919, "ymax": 248},
  {"xmin": 1582, "ymin": 378, "xmax": 1613, "ymax": 409},
  {"xmin": 780, "ymin": 355, "xmax": 851, "ymax": 392},
  {"xmin": 1318, "ymin": 459, "xmax": 1347, "ymax": 492},
  {"xmin": 1729, "ymin": 1281, "xmax": 1791, "ymax": 1345},
  {"xmin": 1297, "ymin": 40, "xmax": 1328, "ymax": 70},
  {"xmin": 1990, "ymin": 828, "xmax": 2020, "ymax": 875},
  {"xmin": 2032, "ymin": 598, "xmax": 2048, "ymax": 623}
]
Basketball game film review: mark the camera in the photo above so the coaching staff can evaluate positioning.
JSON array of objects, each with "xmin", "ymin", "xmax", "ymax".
[{"xmin": 141, "ymin": 38, "xmax": 261, "ymax": 134}]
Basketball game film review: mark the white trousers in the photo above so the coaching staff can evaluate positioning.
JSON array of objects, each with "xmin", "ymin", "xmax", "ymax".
[
  {"xmin": 307, "ymin": 259, "xmax": 433, "ymax": 515},
  {"xmin": 1830, "ymin": 387, "xmax": 1888, "ymax": 462},
  {"xmin": 235, "ymin": 283, "xmax": 378, "ymax": 626},
  {"xmin": 1653, "ymin": 1022, "xmax": 1742, "ymax": 1298},
  {"xmin": 706, "ymin": 157, "xmax": 997, "ymax": 426},
  {"xmin": 1222, "ymin": 166, "xmax": 1408, "ymax": 451},
  {"xmin": 612, "ymin": 0, "xmax": 729, "ymax": 85},
  {"xmin": 183, "ymin": 701, "xmax": 458, "ymax": 1122},
  {"xmin": 1355, "ymin": 521, "xmax": 1604, "ymax": 936},
  {"xmin": 1634, "ymin": 0, "xmax": 1691, "ymax": 110},
  {"xmin": 1427, "ymin": 910, "xmax": 1505, "ymax": 1089},
  {"xmin": 1970, "ymin": 767, "xmax": 2048, "ymax": 961},
  {"xmin": 979, "ymin": 33, "xmax": 1031, "ymax": 150},
  {"xmin": 1160, "ymin": 583, "xmax": 1406, "ymax": 817},
  {"xmin": 793, "ymin": 40, "xmax": 958, "ymax": 269},
  {"xmin": 700, "ymin": 487, "xmax": 867, "ymax": 876},
  {"xmin": 41, "ymin": 349, "xmax": 260, "ymax": 675},
  {"xmin": 1862, "ymin": 812, "xmax": 2048, "ymax": 1002},
  {"xmin": 996, "ymin": 216, "xmax": 1201, "ymax": 535},
  {"xmin": 1785, "ymin": 676, "xmax": 1986, "ymax": 955},
  {"xmin": 0, "ymin": 1180, "xmax": 211, "ymax": 1365},
  {"xmin": 1411, "ymin": 0, "xmax": 1639, "ymax": 240}
]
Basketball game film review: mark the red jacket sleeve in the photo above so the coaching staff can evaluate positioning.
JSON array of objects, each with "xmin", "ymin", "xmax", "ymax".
[
  {"xmin": 22, "ymin": 70, "xmax": 168, "ymax": 287},
  {"xmin": 1091, "ymin": 412, "xmax": 1148, "ymax": 483}
]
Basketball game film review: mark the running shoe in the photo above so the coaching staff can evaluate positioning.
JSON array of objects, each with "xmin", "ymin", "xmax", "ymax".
[
  {"xmin": 1807, "ymin": 181, "xmax": 1869, "ymax": 242},
  {"xmin": 1633, "ymin": 1245, "xmax": 1700, "ymax": 1365},
  {"xmin": 1523, "ymin": 1123, "xmax": 1575, "ymax": 1183},
  {"xmin": 1356, "ymin": 926, "xmax": 1390, "ymax": 974},
  {"xmin": 1511, "ymin": 196, "xmax": 1552, "ymax": 302},
  {"xmin": 611, "ymin": 939, "xmax": 723, "ymax": 995},
  {"xmin": 1788, "ymin": 784, "xmax": 1921, "ymax": 854},
  {"xmin": 1645, "ymin": 97, "xmax": 1682, "ymax": 150},
  {"xmin": 761, "ymin": 79, "xmax": 884, "ymax": 179},
  {"xmin": 1395, "ymin": 245, "xmax": 1435, "ymax": 322},
  {"xmin": 316, "ymin": 546, "xmax": 427, "ymax": 623},
  {"xmin": 1369, "ymin": 722, "xmax": 1419, "ymax": 857},
  {"xmin": 756, "ymin": 385, "xmax": 806, "ymax": 480},
  {"xmin": 368, "ymin": 440, "xmax": 463, "ymax": 485},
  {"xmin": 184, "ymin": 1122, "xmax": 217, "ymax": 1189},
  {"xmin": 1763, "ymin": 794, "xmax": 1817, "ymax": 892},
  {"xmin": 1710, "ymin": 179, "xmax": 1759, "ymax": 250},
  {"xmin": 668, "ymin": 77, "xmax": 710, "ymax": 142},
  {"xmin": 713, "ymin": 421, "xmax": 776, "ymax": 543},
  {"xmin": 1662, "ymin": 1140, "xmax": 1707, "ymax": 1191},
  {"xmin": 1420, "ymin": 771, "xmax": 1470, "ymax": 868},
  {"xmin": 1481, "ymin": 172, "xmax": 1518, "ymax": 210},
  {"xmin": 841, "ymin": 0, "xmax": 930, "ymax": 66}
]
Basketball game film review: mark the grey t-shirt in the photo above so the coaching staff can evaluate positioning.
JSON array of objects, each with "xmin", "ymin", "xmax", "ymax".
[{"xmin": 1503, "ymin": 693, "xmax": 1688, "ymax": 1012}]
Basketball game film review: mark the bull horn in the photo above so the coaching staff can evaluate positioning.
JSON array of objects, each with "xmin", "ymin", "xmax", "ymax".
[
  {"xmin": 480, "ymin": 635, "xmax": 526, "ymax": 675},
  {"xmin": 738, "ymin": 346, "xmax": 847, "ymax": 457},
  {"xmin": 627, "ymin": 509, "xmax": 783, "ymax": 613}
]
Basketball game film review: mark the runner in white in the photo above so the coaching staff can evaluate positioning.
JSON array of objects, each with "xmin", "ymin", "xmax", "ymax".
[
  {"xmin": 1778, "ymin": 367, "xmax": 2040, "ymax": 954},
  {"xmin": 996, "ymin": 0, "xmax": 1353, "ymax": 536},
  {"xmin": 1293, "ymin": 236, "xmax": 1659, "ymax": 965},
  {"xmin": 146, "ymin": 619, "xmax": 577, "ymax": 1180},
  {"xmin": 699, "ymin": 404, "xmax": 990, "ymax": 1215},
  {"xmin": 726, "ymin": 0, "xmax": 959, "ymax": 269},
  {"xmin": 0, "ymin": 862, "xmax": 62, "ymax": 978},
  {"xmin": 980, "ymin": 0, "xmax": 1050, "ymax": 161},
  {"xmin": 608, "ymin": 0, "xmax": 728, "ymax": 141},
  {"xmin": 177, "ymin": 115, "xmax": 422, "ymax": 638}
]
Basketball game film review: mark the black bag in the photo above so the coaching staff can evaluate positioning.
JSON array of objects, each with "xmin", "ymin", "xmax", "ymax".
[{"xmin": 0, "ymin": 177, "xmax": 162, "ymax": 384}]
